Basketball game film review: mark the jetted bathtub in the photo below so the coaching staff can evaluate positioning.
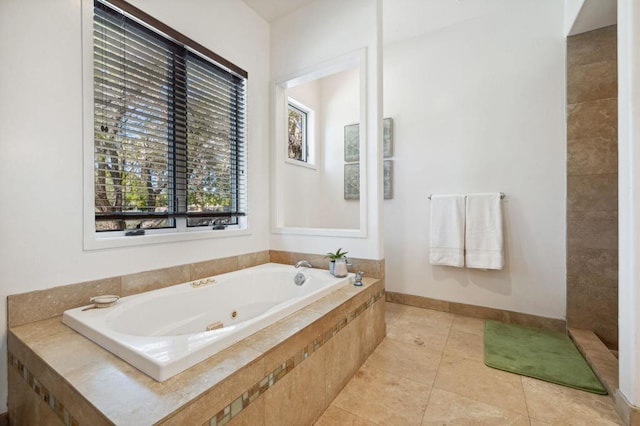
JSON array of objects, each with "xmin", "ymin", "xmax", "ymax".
[{"xmin": 63, "ymin": 263, "xmax": 352, "ymax": 381}]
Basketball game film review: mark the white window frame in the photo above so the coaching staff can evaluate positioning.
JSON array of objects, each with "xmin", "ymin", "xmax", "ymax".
[
  {"xmin": 81, "ymin": 0, "xmax": 250, "ymax": 250},
  {"xmin": 285, "ymin": 97, "xmax": 316, "ymax": 170}
]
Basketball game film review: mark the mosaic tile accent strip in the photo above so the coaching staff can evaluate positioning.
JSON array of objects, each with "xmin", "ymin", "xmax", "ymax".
[
  {"xmin": 8, "ymin": 352, "xmax": 79, "ymax": 426},
  {"xmin": 208, "ymin": 288, "xmax": 385, "ymax": 426}
]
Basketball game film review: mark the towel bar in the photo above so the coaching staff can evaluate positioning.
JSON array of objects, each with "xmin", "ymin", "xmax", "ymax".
[{"xmin": 428, "ymin": 192, "xmax": 506, "ymax": 200}]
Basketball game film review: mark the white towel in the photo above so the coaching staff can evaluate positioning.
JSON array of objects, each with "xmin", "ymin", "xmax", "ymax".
[
  {"xmin": 429, "ymin": 195, "xmax": 465, "ymax": 267},
  {"xmin": 465, "ymin": 193, "xmax": 504, "ymax": 270}
]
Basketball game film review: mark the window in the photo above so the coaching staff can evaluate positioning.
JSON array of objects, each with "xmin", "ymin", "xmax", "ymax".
[
  {"xmin": 92, "ymin": 0, "xmax": 247, "ymax": 234},
  {"xmin": 287, "ymin": 100, "xmax": 309, "ymax": 163}
]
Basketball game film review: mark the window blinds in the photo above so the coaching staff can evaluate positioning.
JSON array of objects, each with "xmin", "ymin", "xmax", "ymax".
[{"xmin": 93, "ymin": 0, "xmax": 247, "ymax": 231}]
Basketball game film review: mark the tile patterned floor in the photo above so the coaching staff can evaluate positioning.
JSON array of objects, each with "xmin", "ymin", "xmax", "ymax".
[{"xmin": 315, "ymin": 302, "xmax": 623, "ymax": 426}]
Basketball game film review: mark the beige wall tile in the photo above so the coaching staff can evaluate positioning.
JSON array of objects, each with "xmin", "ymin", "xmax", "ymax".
[
  {"xmin": 568, "ymin": 136, "xmax": 617, "ymax": 175},
  {"xmin": 567, "ymin": 210, "xmax": 618, "ymax": 251},
  {"xmin": 567, "ymin": 247, "xmax": 618, "ymax": 288},
  {"xmin": 315, "ymin": 405, "xmax": 376, "ymax": 426},
  {"xmin": 569, "ymin": 328, "xmax": 618, "ymax": 393},
  {"xmin": 567, "ymin": 174, "xmax": 617, "ymax": 212},
  {"xmin": 449, "ymin": 302, "xmax": 506, "ymax": 322},
  {"xmin": 386, "ymin": 292, "xmax": 450, "ymax": 313},
  {"xmin": 503, "ymin": 312, "xmax": 566, "ymax": 333},
  {"xmin": 190, "ymin": 255, "xmax": 239, "ymax": 281},
  {"xmin": 238, "ymin": 250, "xmax": 270, "ymax": 269},
  {"xmin": 268, "ymin": 250, "xmax": 292, "ymax": 265},
  {"xmin": 567, "ymin": 59, "xmax": 617, "ymax": 104},
  {"xmin": 567, "ymin": 26, "xmax": 617, "ymax": 69},
  {"xmin": 567, "ymin": 282, "xmax": 618, "ymax": 348},
  {"xmin": 567, "ymin": 98, "xmax": 617, "ymax": 141},
  {"xmin": 160, "ymin": 358, "xmax": 266, "ymax": 425},
  {"xmin": 264, "ymin": 343, "xmax": 327, "ymax": 426},
  {"xmin": 324, "ymin": 313, "xmax": 363, "ymax": 401},
  {"xmin": 8, "ymin": 277, "xmax": 121, "ymax": 327},
  {"xmin": 8, "ymin": 367, "xmax": 66, "ymax": 426},
  {"xmin": 121, "ymin": 264, "xmax": 190, "ymax": 296},
  {"xmin": 228, "ymin": 396, "xmax": 265, "ymax": 426}
]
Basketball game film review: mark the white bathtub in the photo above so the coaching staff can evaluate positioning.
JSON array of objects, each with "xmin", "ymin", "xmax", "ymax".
[{"xmin": 62, "ymin": 263, "xmax": 352, "ymax": 381}]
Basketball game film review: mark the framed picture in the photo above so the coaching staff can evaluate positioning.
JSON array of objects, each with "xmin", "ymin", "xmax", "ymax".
[
  {"xmin": 384, "ymin": 160, "xmax": 393, "ymax": 199},
  {"xmin": 344, "ymin": 123, "xmax": 359, "ymax": 162},
  {"xmin": 344, "ymin": 163, "xmax": 360, "ymax": 200},
  {"xmin": 383, "ymin": 118, "xmax": 393, "ymax": 158}
]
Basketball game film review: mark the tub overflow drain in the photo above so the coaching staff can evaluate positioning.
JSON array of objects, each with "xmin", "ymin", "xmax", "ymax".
[{"xmin": 231, "ymin": 310, "xmax": 238, "ymax": 319}]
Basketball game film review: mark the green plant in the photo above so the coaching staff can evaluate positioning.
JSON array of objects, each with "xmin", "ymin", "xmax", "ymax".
[{"xmin": 325, "ymin": 248, "xmax": 348, "ymax": 261}]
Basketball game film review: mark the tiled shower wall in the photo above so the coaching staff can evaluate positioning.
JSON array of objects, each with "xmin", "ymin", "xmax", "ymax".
[{"xmin": 566, "ymin": 26, "xmax": 618, "ymax": 349}]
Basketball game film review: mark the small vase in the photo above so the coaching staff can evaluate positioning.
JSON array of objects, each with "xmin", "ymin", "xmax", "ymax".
[
  {"xmin": 329, "ymin": 260, "xmax": 335, "ymax": 275},
  {"xmin": 333, "ymin": 258, "xmax": 348, "ymax": 278}
]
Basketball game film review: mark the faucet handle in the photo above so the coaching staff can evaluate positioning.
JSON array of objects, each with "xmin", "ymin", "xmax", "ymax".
[{"xmin": 354, "ymin": 271, "xmax": 364, "ymax": 286}]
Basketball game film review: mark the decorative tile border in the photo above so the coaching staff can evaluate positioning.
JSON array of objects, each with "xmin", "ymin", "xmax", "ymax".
[
  {"xmin": 8, "ymin": 352, "xmax": 79, "ymax": 426},
  {"xmin": 208, "ymin": 288, "xmax": 384, "ymax": 426},
  {"xmin": 10, "ymin": 288, "xmax": 384, "ymax": 426}
]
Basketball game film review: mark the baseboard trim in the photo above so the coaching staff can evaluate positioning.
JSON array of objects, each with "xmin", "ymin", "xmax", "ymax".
[
  {"xmin": 385, "ymin": 291, "xmax": 566, "ymax": 332},
  {"xmin": 0, "ymin": 411, "xmax": 8, "ymax": 426}
]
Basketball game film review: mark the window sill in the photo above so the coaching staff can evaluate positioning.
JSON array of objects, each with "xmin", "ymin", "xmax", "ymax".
[
  {"xmin": 83, "ymin": 226, "xmax": 251, "ymax": 251},
  {"xmin": 284, "ymin": 158, "xmax": 317, "ymax": 170}
]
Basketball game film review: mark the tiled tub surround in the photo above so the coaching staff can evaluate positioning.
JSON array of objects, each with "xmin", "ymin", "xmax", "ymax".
[
  {"xmin": 8, "ymin": 277, "xmax": 385, "ymax": 425},
  {"xmin": 62, "ymin": 264, "xmax": 355, "ymax": 381},
  {"xmin": 7, "ymin": 250, "xmax": 383, "ymax": 329}
]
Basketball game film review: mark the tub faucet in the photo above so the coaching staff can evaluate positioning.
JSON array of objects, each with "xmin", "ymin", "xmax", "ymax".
[{"xmin": 294, "ymin": 260, "xmax": 313, "ymax": 269}]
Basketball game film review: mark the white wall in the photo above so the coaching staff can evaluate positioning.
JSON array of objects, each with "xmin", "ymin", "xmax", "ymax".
[
  {"xmin": 565, "ymin": 0, "xmax": 586, "ymax": 35},
  {"xmin": 270, "ymin": 0, "xmax": 384, "ymax": 259},
  {"xmin": 0, "ymin": 0, "xmax": 270, "ymax": 411},
  {"xmin": 383, "ymin": 0, "xmax": 567, "ymax": 318},
  {"xmin": 618, "ymin": 0, "xmax": 640, "ymax": 407}
]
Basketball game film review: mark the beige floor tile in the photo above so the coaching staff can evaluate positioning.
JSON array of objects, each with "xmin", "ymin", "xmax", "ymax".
[
  {"xmin": 314, "ymin": 405, "xmax": 378, "ymax": 426},
  {"xmin": 433, "ymin": 354, "xmax": 528, "ymax": 415},
  {"xmin": 529, "ymin": 420, "xmax": 552, "ymax": 426},
  {"xmin": 364, "ymin": 337, "xmax": 442, "ymax": 386},
  {"xmin": 522, "ymin": 376, "xmax": 623, "ymax": 425},
  {"xmin": 421, "ymin": 389, "xmax": 529, "ymax": 426},
  {"xmin": 332, "ymin": 364, "xmax": 431, "ymax": 425},
  {"xmin": 385, "ymin": 302, "xmax": 405, "ymax": 328},
  {"xmin": 443, "ymin": 329, "xmax": 484, "ymax": 361},
  {"xmin": 451, "ymin": 314, "xmax": 486, "ymax": 336},
  {"xmin": 386, "ymin": 318, "xmax": 451, "ymax": 353}
]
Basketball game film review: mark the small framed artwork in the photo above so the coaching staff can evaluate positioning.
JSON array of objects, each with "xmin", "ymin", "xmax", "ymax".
[
  {"xmin": 384, "ymin": 160, "xmax": 393, "ymax": 199},
  {"xmin": 383, "ymin": 117, "xmax": 393, "ymax": 158},
  {"xmin": 344, "ymin": 123, "xmax": 359, "ymax": 162},
  {"xmin": 344, "ymin": 163, "xmax": 360, "ymax": 200}
]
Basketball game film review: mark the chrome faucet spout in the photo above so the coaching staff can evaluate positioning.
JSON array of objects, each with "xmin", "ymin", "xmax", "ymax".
[{"xmin": 294, "ymin": 260, "xmax": 313, "ymax": 269}]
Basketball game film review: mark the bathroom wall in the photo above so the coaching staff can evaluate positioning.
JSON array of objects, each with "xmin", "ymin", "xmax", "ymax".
[
  {"xmin": 269, "ymin": 0, "xmax": 384, "ymax": 260},
  {"xmin": 566, "ymin": 26, "xmax": 618, "ymax": 349},
  {"xmin": 383, "ymin": 0, "xmax": 567, "ymax": 319},
  {"xmin": 0, "ymin": 0, "xmax": 270, "ymax": 412}
]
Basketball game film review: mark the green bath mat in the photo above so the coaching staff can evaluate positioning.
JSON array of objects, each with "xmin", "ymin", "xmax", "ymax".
[{"xmin": 484, "ymin": 320, "xmax": 606, "ymax": 394}]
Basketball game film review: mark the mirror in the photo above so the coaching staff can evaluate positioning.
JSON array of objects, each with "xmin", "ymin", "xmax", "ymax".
[{"xmin": 272, "ymin": 51, "xmax": 367, "ymax": 237}]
